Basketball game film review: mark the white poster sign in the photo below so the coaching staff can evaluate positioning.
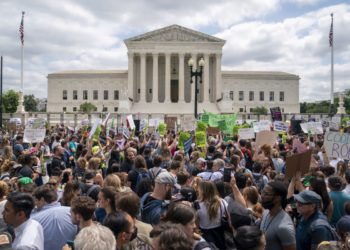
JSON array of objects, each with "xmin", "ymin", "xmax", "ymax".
[
  {"xmin": 324, "ymin": 131, "xmax": 350, "ymax": 160},
  {"xmin": 253, "ymin": 120, "xmax": 271, "ymax": 133},
  {"xmin": 238, "ymin": 128, "xmax": 255, "ymax": 140},
  {"xmin": 89, "ymin": 118, "xmax": 102, "ymax": 139},
  {"xmin": 274, "ymin": 121, "xmax": 289, "ymax": 132},
  {"xmin": 24, "ymin": 129, "xmax": 46, "ymax": 143},
  {"xmin": 300, "ymin": 122, "xmax": 323, "ymax": 134},
  {"xmin": 126, "ymin": 115, "xmax": 135, "ymax": 130},
  {"xmin": 149, "ymin": 118, "xmax": 160, "ymax": 128}
]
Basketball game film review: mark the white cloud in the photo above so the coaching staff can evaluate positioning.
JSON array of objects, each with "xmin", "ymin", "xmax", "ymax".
[
  {"xmin": 217, "ymin": 3, "xmax": 350, "ymax": 101},
  {"xmin": 0, "ymin": 0, "xmax": 349, "ymax": 103}
]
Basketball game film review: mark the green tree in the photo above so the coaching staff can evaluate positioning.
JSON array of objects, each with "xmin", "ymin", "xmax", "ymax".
[
  {"xmin": 251, "ymin": 106, "xmax": 268, "ymax": 115},
  {"xmin": 79, "ymin": 102, "xmax": 97, "ymax": 113},
  {"xmin": 24, "ymin": 94, "xmax": 38, "ymax": 112},
  {"xmin": 3, "ymin": 90, "xmax": 19, "ymax": 113}
]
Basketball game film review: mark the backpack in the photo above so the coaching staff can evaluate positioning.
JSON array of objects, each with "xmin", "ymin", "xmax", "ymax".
[
  {"xmin": 253, "ymin": 174, "xmax": 265, "ymax": 192},
  {"xmin": 148, "ymin": 168, "xmax": 163, "ymax": 183},
  {"xmin": 309, "ymin": 218, "xmax": 340, "ymax": 241},
  {"xmin": 82, "ymin": 184, "xmax": 99, "ymax": 197},
  {"xmin": 194, "ymin": 241, "xmax": 219, "ymax": 250},
  {"xmin": 134, "ymin": 170, "xmax": 151, "ymax": 192}
]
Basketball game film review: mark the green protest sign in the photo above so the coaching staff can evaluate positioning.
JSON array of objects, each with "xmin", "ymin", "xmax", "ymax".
[
  {"xmin": 178, "ymin": 132, "xmax": 191, "ymax": 149},
  {"xmin": 158, "ymin": 123, "xmax": 167, "ymax": 137},
  {"xmin": 195, "ymin": 131, "xmax": 206, "ymax": 148}
]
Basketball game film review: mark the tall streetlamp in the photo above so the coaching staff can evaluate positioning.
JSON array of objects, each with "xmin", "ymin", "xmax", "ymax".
[{"xmin": 188, "ymin": 57, "xmax": 204, "ymax": 119}]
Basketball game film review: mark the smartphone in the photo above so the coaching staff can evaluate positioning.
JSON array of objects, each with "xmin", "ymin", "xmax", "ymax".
[{"xmin": 223, "ymin": 167, "xmax": 232, "ymax": 183}]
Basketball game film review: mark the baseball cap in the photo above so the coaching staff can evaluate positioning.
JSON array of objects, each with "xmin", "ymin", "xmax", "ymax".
[
  {"xmin": 294, "ymin": 190, "xmax": 321, "ymax": 204},
  {"xmin": 155, "ymin": 171, "xmax": 176, "ymax": 186}
]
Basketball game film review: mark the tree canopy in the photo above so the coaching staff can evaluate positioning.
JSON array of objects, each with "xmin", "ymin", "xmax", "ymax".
[
  {"xmin": 79, "ymin": 102, "xmax": 97, "ymax": 113},
  {"xmin": 2, "ymin": 90, "xmax": 19, "ymax": 113},
  {"xmin": 24, "ymin": 94, "xmax": 38, "ymax": 112}
]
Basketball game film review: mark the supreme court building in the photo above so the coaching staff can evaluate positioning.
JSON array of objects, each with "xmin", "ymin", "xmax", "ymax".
[{"xmin": 47, "ymin": 25, "xmax": 300, "ymax": 115}]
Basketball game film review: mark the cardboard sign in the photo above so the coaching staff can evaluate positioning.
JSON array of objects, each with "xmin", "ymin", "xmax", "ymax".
[
  {"xmin": 207, "ymin": 127, "xmax": 220, "ymax": 135},
  {"xmin": 274, "ymin": 121, "xmax": 289, "ymax": 132},
  {"xmin": 324, "ymin": 131, "xmax": 350, "ymax": 160},
  {"xmin": 7, "ymin": 122, "xmax": 17, "ymax": 132},
  {"xmin": 164, "ymin": 117, "xmax": 177, "ymax": 131},
  {"xmin": 285, "ymin": 150, "xmax": 312, "ymax": 179},
  {"xmin": 292, "ymin": 138, "xmax": 308, "ymax": 154},
  {"xmin": 126, "ymin": 115, "xmax": 135, "ymax": 130},
  {"xmin": 270, "ymin": 107, "xmax": 282, "ymax": 121},
  {"xmin": 24, "ymin": 129, "xmax": 46, "ymax": 143},
  {"xmin": 256, "ymin": 131, "xmax": 278, "ymax": 147},
  {"xmin": 253, "ymin": 120, "xmax": 272, "ymax": 133},
  {"xmin": 300, "ymin": 122, "xmax": 323, "ymax": 134},
  {"xmin": 238, "ymin": 128, "xmax": 255, "ymax": 140}
]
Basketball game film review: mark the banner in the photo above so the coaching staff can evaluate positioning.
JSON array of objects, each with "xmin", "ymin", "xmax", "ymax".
[
  {"xmin": 285, "ymin": 150, "xmax": 312, "ymax": 179},
  {"xmin": 238, "ymin": 128, "xmax": 255, "ymax": 140},
  {"xmin": 274, "ymin": 121, "xmax": 289, "ymax": 132},
  {"xmin": 270, "ymin": 107, "xmax": 282, "ymax": 121},
  {"xmin": 324, "ymin": 131, "xmax": 350, "ymax": 160},
  {"xmin": 256, "ymin": 131, "xmax": 278, "ymax": 147}
]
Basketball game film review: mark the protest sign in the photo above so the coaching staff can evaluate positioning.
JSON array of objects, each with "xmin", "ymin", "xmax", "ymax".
[
  {"xmin": 102, "ymin": 113, "xmax": 111, "ymax": 126},
  {"xmin": 329, "ymin": 121, "xmax": 340, "ymax": 131},
  {"xmin": 292, "ymin": 138, "xmax": 308, "ymax": 154},
  {"xmin": 270, "ymin": 107, "xmax": 282, "ymax": 121},
  {"xmin": 126, "ymin": 115, "xmax": 135, "ymax": 130},
  {"xmin": 26, "ymin": 118, "xmax": 46, "ymax": 129},
  {"xmin": 274, "ymin": 121, "xmax": 289, "ymax": 132},
  {"xmin": 181, "ymin": 116, "xmax": 196, "ymax": 131},
  {"xmin": 238, "ymin": 128, "xmax": 255, "ymax": 140},
  {"xmin": 324, "ymin": 131, "xmax": 350, "ymax": 160},
  {"xmin": 164, "ymin": 117, "xmax": 177, "ymax": 131},
  {"xmin": 253, "ymin": 120, "xmax": 271, "ymax": 133},
  {"xmin": 331, "ymin": 116, "xmax": 341, "ymax": 124},
  {"xmin": 24, "ymin": 129, "xmax": 46, "ymax": 143},
  {"xmin": 123, "ymin": 127, "xmax": 130, "ymax": 139},
  {"xmin": 285, "ymin": 150, "xmax": 312, "ymax": 179},
  {"xmin": 89, "ymin": 119, "xmax": 102, "ymax": 139},
  {"xmin": 140, "ymin": 119, "xmax": 147, "ymax": 131},
  {"xmin": 7, "ymin": 122, "xmax": 17, "ymax": 132},
  {"xmin": 195, "ymin": 131, "xmax": 206, "ymax": 148},
  {"xmin": 207, "ymin": 127, "xmax": 220, "ymax": 135},
  {"xmin": 158, "ymin": 123, "xmax": 167, "ymax": 137},
  {"xmin": 300, "ymin": 122, "xmax": 323, "ymax": 134},
  {"xmin": 149, "ymin": 118, "xmax": 159, "ymax": 128},
  {"xmin": 256, "ymin": 131, "xmax": 278, "ymax": 147}
]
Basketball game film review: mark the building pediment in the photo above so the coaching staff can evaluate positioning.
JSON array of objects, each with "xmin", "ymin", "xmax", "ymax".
[{"xmin": 124, "ymin": 24, "xmax": 225, "ymax": 43}]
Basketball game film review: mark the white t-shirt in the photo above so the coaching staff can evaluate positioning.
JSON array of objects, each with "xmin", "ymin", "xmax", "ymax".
[{"xmin": 197, "ymin": 199, "xmax": 228, "ymax": 229}]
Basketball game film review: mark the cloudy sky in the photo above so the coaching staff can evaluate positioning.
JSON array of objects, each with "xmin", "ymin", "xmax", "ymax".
[{"xmin": 0, "ymin": 0, "xmax": 349, "ymax": 101}]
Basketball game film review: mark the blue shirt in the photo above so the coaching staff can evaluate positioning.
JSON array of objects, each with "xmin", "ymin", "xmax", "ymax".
[
  {"xmin": 329, "ymin": 191, "xmax": 350, "ymax": 226},
  {"xmin": 31, "ymin": 202, "xmax": 77, "ymax": 250},
  {"xmin": 296, "ymin": 210, "xmax": 334, "ymax": 250}
]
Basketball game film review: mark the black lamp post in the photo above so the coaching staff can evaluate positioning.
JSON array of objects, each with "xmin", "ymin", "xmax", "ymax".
[{"xmin": 188, "ymin": 57, "xmax": 204, "ymax": 119}]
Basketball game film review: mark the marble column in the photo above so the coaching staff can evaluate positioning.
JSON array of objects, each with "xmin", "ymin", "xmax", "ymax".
[
  {"xmin": 203, "ymin": 53, "xmax": 210, "ymax": 102},
  {"xmin": 127, "ymin": 52, "xmax": 134, "ymax": 101},
  {"xmin": 152, "ymin": 53, "xmax": 159, "ymax": 103},
  {"xmin": 190, "ymin": 54, "xmax": 197, "ymax": 103},
  {"xmin": 215, "ymin": 53, "xmax": 222, "ymax": 101},
  {"xmin": 165, "ymin": 53, "xmax": 171, "ymax": 103},
  {"xmin": 140, "ymin": 53, "xmax": 146, "ymax": 102},
  {"xmin": 178, "ymin": 53, "xmax": 185, "ymax": 102}
]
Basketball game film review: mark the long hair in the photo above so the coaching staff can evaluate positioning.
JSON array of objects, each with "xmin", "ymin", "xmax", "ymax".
[
  {"xmin": 100, "ymin": 187, "xmax": 117, "ymax": 212},
  {"xmin": 103, "ymin": 174, "xmax": 122, "ymax": 192},
  {"xmin": 310, "ymin": 177, "xmax": 331, "ymax": 209},
  {"xmin": 134, "ymin": 155, "xmax": 147, "ymax": 170},
  {"xmin": 198, "ymin": 181, "xmax": 221, "ymax": 221}
]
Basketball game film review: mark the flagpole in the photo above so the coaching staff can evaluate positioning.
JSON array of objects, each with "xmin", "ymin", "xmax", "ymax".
[
  {"xmin": 17, "ymin": 11, "xmax": 25, "ymax": 113},
  {"xmin": 330, "ymin": 13, "xmax": 334, "ymax": 106}
]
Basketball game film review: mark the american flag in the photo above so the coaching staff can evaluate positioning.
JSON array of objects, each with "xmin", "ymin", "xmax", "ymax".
[
  {"xmin": 329, "ymin": 13, "xmax": 333, "ymax": 47},
  {"xmin": 19, "ymin": 11, "xmax": 25, "ymax": 45},
  {"xmin": 183, "ymin": 136, "xmax": 193, "ymax": 154}
]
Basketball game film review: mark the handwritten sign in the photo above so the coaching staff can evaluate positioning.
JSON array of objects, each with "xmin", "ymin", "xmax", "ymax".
[
  {"xmin": 238, "ymin": 128, "xmax": 255, "ymax": 140},
  {"xmin": 256, "ymin": 131, "xmax": 278, "ymax": 147},
  {"xmin": 285, "ymin": 150, "xmax": 312, "ymax": 179},
  {"xmin": 274, "ymin": 121, "xmax": 289, "ymax": 132},
  {"xmin": 126, "ymin": 115, "xmax": 135, "ymax": 130},
  {"xmin": 324, "ymin": 131, "xmax": 350, "ymax": 160},
  {"xmin": 253, "ymin": 120, "xmax": 271, "ymax": 133},
  {"xmin": 24, "ymin": 129, "xmax": 46, "ymax": 143},
  {"xmin": 300, "ymin": 122, "xmax": 323, "ymax": 134}
]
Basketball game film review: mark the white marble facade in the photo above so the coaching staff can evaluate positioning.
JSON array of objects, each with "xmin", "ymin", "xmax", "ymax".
[{"xmin": 47, "ymin": 25, "xmax": 300, "ymax": 114}]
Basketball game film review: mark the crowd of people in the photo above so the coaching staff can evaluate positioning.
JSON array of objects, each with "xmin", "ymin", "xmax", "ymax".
[{"xmin": 0, "ymin": 121, "xmax": 350, "ymax": 250}]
